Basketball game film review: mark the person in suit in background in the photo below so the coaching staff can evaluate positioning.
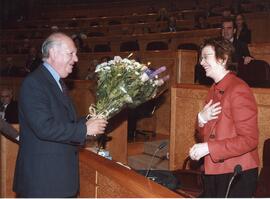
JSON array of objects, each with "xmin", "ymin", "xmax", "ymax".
[
  {"xmin": 0, "ymin": 118, "xmax": 19, "ymax": 142},
  {"xmin": 0, "ymin": 88, "xmax": 19, "ymax": 123},
  {"xmin": 13, "ymin": 32, "xmax": 108, "ymax": 197},
  {"xmin": 189, "ymin": 38, "xmax": 259, "ymax": 197},
  {"xmin": 222, "ymin": 18, "xmax": 253, "ymax": 65}
]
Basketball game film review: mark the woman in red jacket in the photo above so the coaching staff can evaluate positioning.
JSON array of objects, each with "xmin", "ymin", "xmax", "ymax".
[{"xmin": 189, "ymin": 38, "xmax": 259, "ymax": 197}]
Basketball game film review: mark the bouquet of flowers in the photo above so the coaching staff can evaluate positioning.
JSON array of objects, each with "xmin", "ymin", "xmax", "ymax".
[{"xmin": 87, "ymin": 54, "xmax": 169, "ymax": 120}]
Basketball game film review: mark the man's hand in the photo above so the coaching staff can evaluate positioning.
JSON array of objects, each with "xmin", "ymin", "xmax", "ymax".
[
  {"xmin": 189, "ymin": 142, "xmax": 209, "ymax": 161},
  {"xmin": 243, "ymin": 56, "xmax": 254, "ymax": 65},
  {"xmin": 86, "ymin": 118, "xmax": 108, "ymax": 136}
]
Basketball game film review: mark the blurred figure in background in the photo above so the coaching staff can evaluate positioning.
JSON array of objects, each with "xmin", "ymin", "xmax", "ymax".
[
  {"xmin": 235, "ymin": 14, "xmax": 251, "ymax": 44},
  {"xmin": 194, "ymin": 14, "xmax": 210, "ymax": 29},
  {"xmin": 25, "ymin": 46, "xmax": 42, "ymax": 74},
  {"xmin": 0, "ymin": 88, "xmax": 18, "ymax": 124}
]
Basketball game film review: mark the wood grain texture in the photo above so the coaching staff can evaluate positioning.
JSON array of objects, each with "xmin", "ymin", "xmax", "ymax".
[{"xmin": 80, "ymin": 149, "xmax": 183, "ymax": 198}]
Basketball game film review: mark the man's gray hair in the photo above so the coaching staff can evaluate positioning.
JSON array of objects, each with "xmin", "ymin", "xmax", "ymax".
[{"xmin": 41, "ymin": 37, "xmax": 62, "ymax": 60}]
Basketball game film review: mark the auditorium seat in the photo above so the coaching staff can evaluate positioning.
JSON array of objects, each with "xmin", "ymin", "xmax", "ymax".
[
  {"xmin": 178, "ymin": 43, "xmax": 199, "ymax": 50},
  {"xmin": 87, "ymin": 32, "xmax": 105, "ymax": 37},
  {"xmin": 255, "ymin": 138, "xmax": 270, "ymax": 197},
  {"xmin": 120, "ymin": 40, "xmax": 140, "ymax": 52},
  {"xmin": 93, "ymin": 44, "xmax": 111, "ymax": 52},
  {"xmin": 237, "ymin": 59, "xmax": 270, "ymax": 88},
  {"xmin": 173, "ymin": 156, "xmax": 203, "ymax": 197},
  {"xmin": 146, "ymin": 41, "xmax": 168, "ymax": 51}
]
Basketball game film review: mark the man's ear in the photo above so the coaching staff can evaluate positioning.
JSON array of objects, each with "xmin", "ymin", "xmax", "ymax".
[{"xmin": 49, "ymin": 47, "xmax": 56, "ymax": 60}]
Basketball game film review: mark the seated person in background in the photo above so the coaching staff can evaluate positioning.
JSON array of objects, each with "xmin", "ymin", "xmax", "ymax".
[
  {"xmin": 156, "ymin": 8, "xmax": 169, "ymax": 22},
  {"xmin": 162, "ymin": 16, "xmax": 178, "ymax": 32},
  {"xmin": 25, "ymin": 46, "xmax": 42, "ymax": 74},
  {"xmin": 72, "ymin": 33, "xmax": 91, "ymax": 53},
  {"xmin": 194, "ymin": 14, "xmax": 210, "ymax": 29},
  {"xmin": 235, "ymin": 13, "xmax": 251, "ymax": 44},
  {"xmin": 222, "ymin": 7, "xmax": 234, "ymax": 18},
  {"xmin": 85, "ymin": 59, "xmax": 99, "ymax": 81},
  {"xmin": 0, "ymin": 88, "xmax": 19, "ymax": 124},
  {"xmin": 0, "ymin": 118, "xmax": 19, "ymax": 142},
  {"xmin": 222, "ymin": 18, "xmax": 253, "ymax": 65},
  {"xmin": 0, "ymin": 57, "xmax": 23, "ymax": 77}
]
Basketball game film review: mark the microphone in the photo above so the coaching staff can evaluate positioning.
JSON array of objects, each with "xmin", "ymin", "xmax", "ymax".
[
  {"xmin": 145, "ymin": 141, "xmax": 167, "ymax": 177},
  {"xmin": 225, "ymin": 164, "xmax": 242, "ymax": 198}
]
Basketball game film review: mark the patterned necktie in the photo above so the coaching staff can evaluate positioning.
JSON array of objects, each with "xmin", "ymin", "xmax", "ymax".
[{"xmin": 59, "ymin": 78, "xmax": 68, "ymax": 95}]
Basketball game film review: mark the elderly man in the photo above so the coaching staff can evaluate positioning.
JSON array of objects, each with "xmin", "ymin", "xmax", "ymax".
[
  {"xmin": 13, "ymin": 32, "xmax": 108, "ymax": 197},
  {"xmin": 0, "ymin": 88, "xmax": 18, "ymax": 123}
]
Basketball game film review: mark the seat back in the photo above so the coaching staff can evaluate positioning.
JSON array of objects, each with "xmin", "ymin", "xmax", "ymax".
[
  {"xmin": 255, "ymin": 138, "xmax": 270, "ymax": 197},
  {"xmin": 120, "ymin": 41, "xmax": 140, "ymax": 52},
  {"xmin": 238, "ymin": 59, "xmax": 270, "ymax": 87},
  {"xmin": 146, "ymin": 41, "xmax": 168, "ymax": 51},
  {"xmin": 93, "ymin": 44, "xmax": 111, "ymax": 52}
]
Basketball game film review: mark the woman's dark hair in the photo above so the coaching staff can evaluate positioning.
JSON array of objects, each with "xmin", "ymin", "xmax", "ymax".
[
  {"xmin": 235, "ymin": 13, "xmax": 248, "ymax": 29},
  {"xmin": 200, "ymin": 37, "xmax": 235, "ymax": 70}
]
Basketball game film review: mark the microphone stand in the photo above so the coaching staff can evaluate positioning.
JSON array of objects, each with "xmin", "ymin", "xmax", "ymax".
[
  {"xmin": 145, "ymin": 148, "xmax": 160, "ymax": 177},
  {"xmin": 225, "ymin": 173, "xmax": 237, "ymax": 198},
  {"xmin": 145, "ymin": 142, "xmax": 167, "ymax": 178},
  {"xmin": 225, "ymin": 165, "xmax": 242, "ymax": 198}
]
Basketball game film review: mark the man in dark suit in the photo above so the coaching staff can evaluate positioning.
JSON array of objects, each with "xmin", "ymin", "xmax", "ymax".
[
  {"xmin": 0, "ymin": 88, "xmax": 19, "ymax": 123},
  {"xmin": 222, "ymin": 18, "xmax": 253, "ymax": 65},
  {"xmin": 13, "ymin": 32, "xmax": 108, "ymax": 197}
]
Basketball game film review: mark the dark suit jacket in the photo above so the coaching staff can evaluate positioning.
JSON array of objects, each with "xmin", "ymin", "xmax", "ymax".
[
  {"xmin": 236, "ymin": 26, "xmax": 251, "ymax": 44},
  {"xmin": 13, "ymin": 65, "xmax": 87, "ymax": 197},
  {"xmin": 232, "ymin": 39, "xmax": 251, "ymax": 63},
  {"xmin": 4, "ymin": 100, "xmax": 19, "ymax": 123}
]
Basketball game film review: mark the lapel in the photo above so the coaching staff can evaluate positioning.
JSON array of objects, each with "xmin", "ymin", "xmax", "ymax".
[{"xmin": 39, "ymin": 65, "xmax": 76, "ymax": 121}]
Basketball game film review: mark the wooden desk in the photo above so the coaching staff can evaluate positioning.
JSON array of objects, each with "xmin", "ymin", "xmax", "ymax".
[{"xmin": 79, "ymin": 149, "xmax": 183, "ymax": 198}]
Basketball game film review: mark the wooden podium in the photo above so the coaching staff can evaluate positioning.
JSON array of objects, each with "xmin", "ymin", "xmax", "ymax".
[{"xmin": 0, "ymin": 125, "xmax": 19, "ymax": 197}]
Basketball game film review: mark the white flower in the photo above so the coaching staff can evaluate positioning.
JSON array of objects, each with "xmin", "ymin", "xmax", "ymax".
[
  {"xmin": 125, "ymin": 95, "xmax": 133, "ymax": 103},
  {"xmin": 154, "ymin": 79, "xmax": 164, "ymax": 86},
  {"xmin": 114, "ymin": 56, "xmax": 122, "ymax": 62},
  {"xmin": 140, "ymin": 65, "xmax": 148, "ymax": 71},
  {"xmin": 123, "ymin": 58, "xmax": 131, "ymax": 64},
  {"xmin": 108, "ymin": 60, "xmax": 115, "ymax": 65},
  {"xmin": 119, "ymin": 86, "xmax": 127, "ymax": 93},
  {"xmin": 127, "ymin": 64, "xmax": 134, "ymax": 70},
  {"xmin": 140, "ymin": 73, "xmax": 149, "ymax": 82}
]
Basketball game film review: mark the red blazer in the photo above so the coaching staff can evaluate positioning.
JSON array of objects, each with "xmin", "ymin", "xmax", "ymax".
[{"xmin": 198, "ymin": 72, "xmax": 260, "ymax": 175}]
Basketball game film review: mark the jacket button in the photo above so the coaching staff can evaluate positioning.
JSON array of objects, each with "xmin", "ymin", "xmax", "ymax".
[{"xmin": 209, "ymin": 134, "xmax": 215, "ymax": 139}]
